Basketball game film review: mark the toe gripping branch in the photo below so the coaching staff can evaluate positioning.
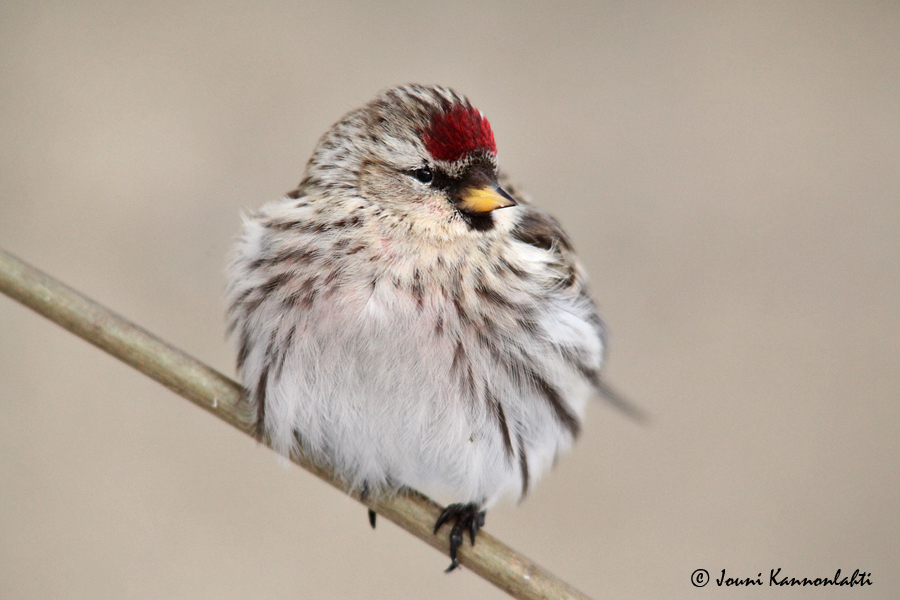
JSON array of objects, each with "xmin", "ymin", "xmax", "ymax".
[
  {"xmin": 433, "ymin": 503, "xmax": 487, "ymax": 572},
  {"xmin": 360, "ymin": 483, "xmax": 377, "ymax": 529}
]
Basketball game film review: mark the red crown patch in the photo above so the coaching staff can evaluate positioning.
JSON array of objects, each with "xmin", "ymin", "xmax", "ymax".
[{"xmin": 421, "ymin": 104, "xmax": 496, "ymax": 162}]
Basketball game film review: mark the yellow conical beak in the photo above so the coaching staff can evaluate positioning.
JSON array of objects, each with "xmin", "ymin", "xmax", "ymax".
[{"xmin": 457, "ymin": 185, "xmax": 518, "ymax": 214}]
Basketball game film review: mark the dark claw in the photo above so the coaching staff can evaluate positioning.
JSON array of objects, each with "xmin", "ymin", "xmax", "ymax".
[
  {"xmin": 470, "ymin": 511, "xmax": 484, "ymax": 544},
  {"xmin": 433, "ymin": 503, "xmax": 487, "ymax": 572},
  {"xmin": 360, "ymin": 483, "xmax": 376, "ymax": 529},
  {"xmin": 433, "ymin": 503, "xmax": 461, "ymax": 534}
]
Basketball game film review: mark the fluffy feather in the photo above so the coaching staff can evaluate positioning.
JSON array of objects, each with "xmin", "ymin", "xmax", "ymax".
[{"xmin": 227, "ymin": 84, "xmax": 607, "ymax": 566}]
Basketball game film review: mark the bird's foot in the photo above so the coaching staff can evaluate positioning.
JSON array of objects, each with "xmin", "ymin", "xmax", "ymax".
[
  {"xmin": 433, "ymin": 503, "xmax": 486, "ymax": 572},
  {"xmin": 360, "ymin": 483, "xmax": 376, "ymax": 529}
]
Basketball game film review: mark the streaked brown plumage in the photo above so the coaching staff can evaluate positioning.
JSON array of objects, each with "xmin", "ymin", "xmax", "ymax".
[{"xmin": 227, "ymin": 84, "xmax": 616, "ymax": 570}]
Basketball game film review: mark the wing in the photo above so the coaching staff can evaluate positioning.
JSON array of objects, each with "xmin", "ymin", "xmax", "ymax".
[{"xmin": 502, "ymin": 182, "xmax": 647, "ymax": 422}]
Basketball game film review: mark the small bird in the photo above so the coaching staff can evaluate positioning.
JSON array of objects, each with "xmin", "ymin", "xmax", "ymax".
[{"xmin": 227, "ymin": 84, "xmax": 628, "ymax": 571}]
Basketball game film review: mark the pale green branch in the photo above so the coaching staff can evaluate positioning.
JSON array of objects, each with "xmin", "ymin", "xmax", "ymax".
[{"xmin": 0, "ymin": 247, "xmax": 593, "ymax": 600}]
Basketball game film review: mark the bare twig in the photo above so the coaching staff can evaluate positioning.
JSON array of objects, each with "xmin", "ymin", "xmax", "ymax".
[{"xmin": 0, "ymin": 247, "xmax": 594, "ymax": 600}]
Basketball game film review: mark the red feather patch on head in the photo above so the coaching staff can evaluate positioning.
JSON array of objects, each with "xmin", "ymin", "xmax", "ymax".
[{"xmin": 421, "ymin": 103, "xmax": 496, "ymax": 162}]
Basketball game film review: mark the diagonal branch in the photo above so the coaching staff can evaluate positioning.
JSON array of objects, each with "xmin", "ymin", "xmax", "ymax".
[{"xmin": 0, "ymin": 247, "xmax": 594, "ymax": 600}]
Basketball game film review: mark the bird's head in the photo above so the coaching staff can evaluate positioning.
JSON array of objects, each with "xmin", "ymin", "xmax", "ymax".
[{"xmin": 302, "ymin": 85, "xmax": 518, "ymax": 239}]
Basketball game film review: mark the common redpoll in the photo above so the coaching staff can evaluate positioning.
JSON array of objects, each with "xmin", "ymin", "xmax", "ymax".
[{"xmin": 227, "ymin": 84, "xmax": 631, "ymax": 571}]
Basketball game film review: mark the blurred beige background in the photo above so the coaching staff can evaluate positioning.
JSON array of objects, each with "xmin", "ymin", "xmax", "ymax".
[{"xmin": 1, "ymin": 2, "xmax": 898, "ymax": 598}]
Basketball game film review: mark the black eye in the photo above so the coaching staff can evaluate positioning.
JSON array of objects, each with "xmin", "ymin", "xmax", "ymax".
[{"xmin": 413, "ymin": 166, "xmax": 433, "ymax": 184}]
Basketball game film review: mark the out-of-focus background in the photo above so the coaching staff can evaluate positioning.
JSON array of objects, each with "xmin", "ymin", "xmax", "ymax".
[{"xmin": 1, "ymin": 2, "xmax": 897, "ymax": 598}]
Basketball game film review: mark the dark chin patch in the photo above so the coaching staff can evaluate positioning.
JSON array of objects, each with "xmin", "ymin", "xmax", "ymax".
[{"xmin": 459, "ymin": 210, "xmax": 495, "ymax": 232}]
